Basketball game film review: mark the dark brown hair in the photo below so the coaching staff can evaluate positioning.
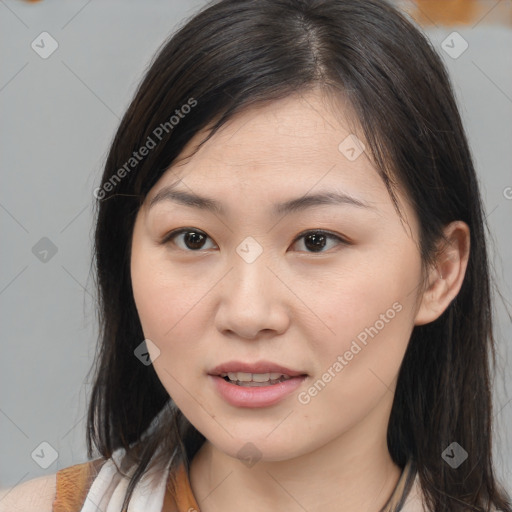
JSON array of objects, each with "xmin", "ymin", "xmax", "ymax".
[{"xmin": 87, "ymin": 0, "xmax": 511, "ymax": 510}]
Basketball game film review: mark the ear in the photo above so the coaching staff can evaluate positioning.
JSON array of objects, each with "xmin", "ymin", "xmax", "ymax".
[{"xmin": 414, "ymin": 221, "xmax": 470, "ymax": 326}]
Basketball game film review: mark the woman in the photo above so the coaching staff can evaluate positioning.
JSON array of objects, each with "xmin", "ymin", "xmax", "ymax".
[{"xmin": 3, "ymin": 0, "xmax": 510, "ymax": 510}]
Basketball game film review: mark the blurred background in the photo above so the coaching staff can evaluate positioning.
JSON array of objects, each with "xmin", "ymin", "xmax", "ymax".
[{"xmin": 1, "ymin": 0, "xmax": 511, "ymax": 494}]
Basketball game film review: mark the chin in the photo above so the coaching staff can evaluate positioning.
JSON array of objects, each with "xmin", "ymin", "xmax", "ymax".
[{"xmin": 201, "ymin": 429, "xmax": 314, "ymax": 465}]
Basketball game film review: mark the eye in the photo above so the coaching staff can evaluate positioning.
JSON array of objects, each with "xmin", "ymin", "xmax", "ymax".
[
  {"xmin": 162, "ymin": 228, "xmax": 216, "ymax": 251},
  {"xmin": 162, "ymin": 228, "xmax": 349, "ymax": 254},
  {"xmin": 291, "ymin": 230, "xmax": 349, "ymax": 253}
]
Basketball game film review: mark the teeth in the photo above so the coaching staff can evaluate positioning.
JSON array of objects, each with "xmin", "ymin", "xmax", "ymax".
[
  {"xmin": 252, "ymin": 373, "xmax": 271, "ymax": 382},
  {"xmin": 220, "ymin": 372, "xmax": 292, "ymax": 383},
  {"xmin": 237, "ymin": 381, "xmax": 278, "ymax": 387}
]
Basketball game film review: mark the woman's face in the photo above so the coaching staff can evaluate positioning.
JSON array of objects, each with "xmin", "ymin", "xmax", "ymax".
[{"xmin": 131, "ymin": 90, "xmax": 427, "ymax": 462}]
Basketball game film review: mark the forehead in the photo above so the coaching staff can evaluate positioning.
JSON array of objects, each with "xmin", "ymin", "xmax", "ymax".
[{"xmin": 159, "ymin": 90, "xmax": 379, "ymax": 194}]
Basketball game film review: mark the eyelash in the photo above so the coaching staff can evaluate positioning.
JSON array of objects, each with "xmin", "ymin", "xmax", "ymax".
[{"xmin": 161, "ymin": 227, "xmax": 350, "ymax": 254}]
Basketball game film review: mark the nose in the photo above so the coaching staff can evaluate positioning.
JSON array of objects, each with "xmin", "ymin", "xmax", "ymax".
[{"xmin": 214, "ymin": 251, "xmax": 290, "ymax": 340}]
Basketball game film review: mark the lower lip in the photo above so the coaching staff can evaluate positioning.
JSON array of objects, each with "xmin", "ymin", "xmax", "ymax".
[{"xmin": 209, "ymin": 375, "xmax": 307, "ymax": 408}]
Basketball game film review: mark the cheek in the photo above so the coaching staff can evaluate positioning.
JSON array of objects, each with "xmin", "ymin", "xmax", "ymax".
[
  {"xmin": 295, "ymin": 294, "xmax": 414, "ymax": 440},
  {"xmin": 131, "ymin": 240, "xmax": 201, "ymax": 341},
  {"xmin": 309, "ymin": 259, "xmax": 419, "ymax": 348},
  {"xmin": 130, "ymin": 218, "xmax": 205, "ymax": 412},
  {"xmin": 303, "ymin": 246, "xmax": 421, "ymax": 402},
  {"xmin": 312, "ymin": 295, "xmax": 412, "ymax": 398},
  {"xmin": 131, "ymin": 254, "xmax": 206, "ymax": 407}
]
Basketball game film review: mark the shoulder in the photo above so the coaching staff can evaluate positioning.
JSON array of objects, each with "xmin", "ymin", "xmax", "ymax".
[
  {"xmin": 0, "ymin": 473, "xmax": 57, "ymax": 512},
  {"xmin": 0, "ymin": 458, "xmax": 106, "ymax": 512}
]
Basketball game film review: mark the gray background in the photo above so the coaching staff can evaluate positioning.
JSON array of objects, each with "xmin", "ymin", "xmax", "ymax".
[{"xmin": 1, "ymin": 0, "xmax": 511, "ymax": 494}]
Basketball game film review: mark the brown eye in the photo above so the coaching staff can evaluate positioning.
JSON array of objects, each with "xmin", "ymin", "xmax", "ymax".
[
  {"xmin": 182, "ymin": 231, "xmax": 207, "ymax": 249},
  {"xmin": 304, "ymin": 232, "xmax": 328, "ymax": 252},
  {"xmin": 163, "ymin": 228, "xmax": 216, "ymax": 251},
  {"xmin": 291, "ymin": 230, "xmax": 348, "ymax": 253}
]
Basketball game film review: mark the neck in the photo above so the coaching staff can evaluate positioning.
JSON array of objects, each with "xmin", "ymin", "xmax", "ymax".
[{"xmin": 189, "ymin": 399, "xmax": 402, "ymax": 512}]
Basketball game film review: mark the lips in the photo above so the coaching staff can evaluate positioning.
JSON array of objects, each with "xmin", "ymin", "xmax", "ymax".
[
  {"xmin": 209, "ymin": 360, "xmax": 306, "ymax": 378},
  {"xmin": 208, "ymin": 360, "xmax": 308, "ymax": 407}
]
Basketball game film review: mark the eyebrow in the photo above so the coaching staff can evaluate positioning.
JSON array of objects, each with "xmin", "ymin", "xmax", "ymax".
[{"xmin": 148, "ymin": 185, "xmax": 373, "ymax": 217}]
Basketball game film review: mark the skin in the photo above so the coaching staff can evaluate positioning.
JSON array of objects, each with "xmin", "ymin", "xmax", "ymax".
[{"xmin": 130, "ymin": 89, "xmax": 470, "ymax": 512}]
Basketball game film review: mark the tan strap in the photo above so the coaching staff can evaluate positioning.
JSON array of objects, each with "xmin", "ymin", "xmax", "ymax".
[
  {"xmin": 52, "ymin": 458, "xmax": 106, "ymax": 512},
  {"xmin": 165, "ymin": 463, "xmax": 201, "ymax": 512}
]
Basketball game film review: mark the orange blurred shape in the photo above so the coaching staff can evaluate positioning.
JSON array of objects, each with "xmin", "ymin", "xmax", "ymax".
[
  {"xmin": 414, "ymin": 0, "xmax": 476, "ymax": 25},
  {"xmin": 412, "ymin": 0, "xmax": 512, "ymax": 26}
]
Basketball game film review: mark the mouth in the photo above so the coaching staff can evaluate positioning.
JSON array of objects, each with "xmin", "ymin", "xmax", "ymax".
[
  {"xmin": 219, "ymin": 372, "xmax": 295, "ymax": 387},
  {"xmin": 208, "ymin": 361, "xmax": 308, "ymax": 407},
  {"xmin": 209, "ymin": 360, "xmax": 307, "ymax": 382}
]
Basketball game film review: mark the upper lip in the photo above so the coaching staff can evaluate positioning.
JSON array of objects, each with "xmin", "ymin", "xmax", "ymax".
[{"xmin": 209, "ymin": 360, "xmax": 307, "ymax": 377}]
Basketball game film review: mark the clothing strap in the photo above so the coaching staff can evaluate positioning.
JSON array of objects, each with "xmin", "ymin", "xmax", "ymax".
[
  {"xmin": 165, "ymin": 463, "xmax": 201, "ymax": 512},
  {"xmin": 53, "ymin": 457, "xmax": 199, "ymax": 512},
  {"xmin": 53, "ymin": 458, "xmax": 106, "ymax": 512}
]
